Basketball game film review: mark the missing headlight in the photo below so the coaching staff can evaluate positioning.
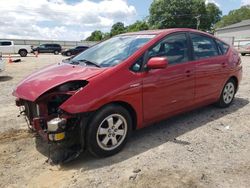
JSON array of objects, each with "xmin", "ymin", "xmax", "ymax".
[
  {"xmin": 47, "ymin": 94, "xmax": 71, "ymax": 115},
  {"xmin": 56, "ymin": 80, "xmax": 88, "ymax": 92}
]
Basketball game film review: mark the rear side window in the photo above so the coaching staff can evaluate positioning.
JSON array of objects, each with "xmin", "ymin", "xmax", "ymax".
[
  {"xmin": 148, "ymin": 33, "xmax": 189, "ymax": 65},
  {"xmin": 190, "ymin": 33, "xmax": 219, "ymax": 60},
  {"xmin": 216, "ymin": 40, "xmax": 230, "ymax": 55}
]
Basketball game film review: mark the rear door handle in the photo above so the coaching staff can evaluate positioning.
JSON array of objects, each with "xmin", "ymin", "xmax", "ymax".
[
  {"xmin": 185, "ymin": 70, "xmax": 191, "ymax": 77},
  {"xmin": 222, "ymin": 62, "xmax": 227, "ymax": 68}
]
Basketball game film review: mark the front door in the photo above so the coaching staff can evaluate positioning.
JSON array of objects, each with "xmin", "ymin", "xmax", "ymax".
[{"xmin": 142, "ymin": 33, "xmax": 195, "ymax": 123}]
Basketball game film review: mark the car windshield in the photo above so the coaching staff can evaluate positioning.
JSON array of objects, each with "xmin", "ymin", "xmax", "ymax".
[{"xmin": 70, "ymin": 35, "xmax": 155, "ymax": 67}]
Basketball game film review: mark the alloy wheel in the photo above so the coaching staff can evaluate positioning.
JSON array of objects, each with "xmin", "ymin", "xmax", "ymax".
[
  {"xmin": 223, "ymin": 82, "xmax": 235, "ymax": 104},
  {"xmin": 96, "ymin": 114, "xmax": 127, "ymax": 151}
]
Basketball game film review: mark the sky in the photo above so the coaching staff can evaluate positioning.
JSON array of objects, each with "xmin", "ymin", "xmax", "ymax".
[{"xmin": 0, "ymin": 0, "xmax": 249, "ymax": 41}]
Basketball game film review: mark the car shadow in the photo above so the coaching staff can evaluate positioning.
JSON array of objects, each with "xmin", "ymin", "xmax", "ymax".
[
  {"xmin": 35, "ymin": 97, "xmax": 249, "ymax": 170},
  {"xmin": 0, "ymin": 76, "xmax": 13, "ymax": 82}
]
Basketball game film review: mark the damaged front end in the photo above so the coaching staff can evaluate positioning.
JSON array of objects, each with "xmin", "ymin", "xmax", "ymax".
[{"xmin": 16, "ymin": 80, "xmax": 88, "ymax": 164}]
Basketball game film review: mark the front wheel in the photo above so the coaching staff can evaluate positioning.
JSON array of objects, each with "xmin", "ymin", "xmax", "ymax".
[
  {"xmin": 86, "ymin": 105, "xmax": 132, "ymax": 157},
  {"xmin": 241, "ymin": 53, "xmax": 246, "ymax": 56},
  {"xmin": 216, "ymin": 79, "xmax": 236, "ymax": 108}
]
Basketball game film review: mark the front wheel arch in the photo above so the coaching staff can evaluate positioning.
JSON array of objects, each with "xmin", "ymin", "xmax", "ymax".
[
  {"xmin": 79, "ymin": 101, "xmax": 137, "ymax": 150},
  {"xmin": 86, "ymin": 103, "xmax": 132, "ymax": 157}
]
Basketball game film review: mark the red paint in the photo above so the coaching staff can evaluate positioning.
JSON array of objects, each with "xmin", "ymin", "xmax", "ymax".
[
  {"xmin": 13, "ymin": 28, "xmax": 242, "ymax": 130},
  {"xmin": 147, "ymin": 57, "xmax": 168, "ymax": 69}
]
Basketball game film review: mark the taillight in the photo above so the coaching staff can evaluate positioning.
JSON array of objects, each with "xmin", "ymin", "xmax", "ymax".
[{"xmin": 238, "ymin": 58, "xmax": 242, "ymax": 65}]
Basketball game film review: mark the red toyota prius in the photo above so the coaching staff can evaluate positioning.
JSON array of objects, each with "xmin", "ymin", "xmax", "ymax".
[{"xmin": 13, "ymin": 28, "xmax": 242, "ymax": 163}]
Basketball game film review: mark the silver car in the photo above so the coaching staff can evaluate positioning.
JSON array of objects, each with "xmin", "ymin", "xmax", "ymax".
[
  {"xmin": 239, "ymin": 43, "xmax": 250, "ymax": 56},
  {"xmin": 0, "ymin": 52, "xmax": 6, "ymax": 72}
]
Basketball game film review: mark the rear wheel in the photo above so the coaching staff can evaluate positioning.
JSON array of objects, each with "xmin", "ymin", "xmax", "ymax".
[
  {"xmin": 66, "ymin": 52, "xmax": 71, "ymax": 56},
  {"xmin": 216, "ymin": 79, "xmax": 236, "ymax": 108},
  {"xmin": 19, "ymin": 50, "xmax": 27, "ymax": 57},
  {"xmin": 241, "ymin": 53, "xmax": 246, "ymax": 56},
  {"xmin": 86, "ymin": 104, "xmax": 132, "ymax": 157}
]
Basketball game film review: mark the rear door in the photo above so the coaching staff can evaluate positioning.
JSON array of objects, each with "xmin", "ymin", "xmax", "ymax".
[
  {"xmin": 142, "ymin": 32, "xmax": 195, "ymax": 123},
  {"xmin": 47, "ymin": 44, "xmax": 54, "ymax": 53},
  {"xmin": 189, "ymin": 33, "xmax": 226, "ymax": 103}
]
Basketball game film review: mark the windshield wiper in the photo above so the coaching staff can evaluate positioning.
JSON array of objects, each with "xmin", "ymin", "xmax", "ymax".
[{"xmin": 71, "ymin": 59, "xmax": 101, "ymax": 68}]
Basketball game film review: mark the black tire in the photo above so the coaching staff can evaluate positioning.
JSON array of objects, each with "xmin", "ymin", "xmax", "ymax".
[
  {"xmin": 86, "ymin": 104, "xmax": 132, "ymax": 157},
  {"xmin": 216, "ymin": 79, "xmax": 236, "ymax": 108},
  {"xmin": 241, "ymin": 53, "xmax": 246, "ymax": 56},
  {"xmin": 19, "ymin": 50, "xmax": 28, "ymax": 57},
  {"xmin": 66, "ymin": 52, "xmax": 71, "ymax": 56},
  {"xmin": 54, "ymin": 50, "xmax": 59, "ymax": 55}
]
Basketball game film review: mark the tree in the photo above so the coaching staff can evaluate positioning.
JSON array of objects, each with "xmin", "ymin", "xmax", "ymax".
[
  {"xmin": 206, "ymin": 3, "xmax": 222, "ymax": 30},
  {"xmin": 148, "ymin": 0, "xmax": 222, "ymax": 31},
  {"xmin": 215, "ymin": 5, "xmax": 250, "ymax": 28},
  {"xmin": 127, "ymin": 21, "xmax": 149, "ymax": 32},
  {"xmin": 86, "ymin": 30, "xmax": 103, "ymax": 41},
  {"xmin": 110, "ymin": 22, "xmax": 126, "ymax": 37}
]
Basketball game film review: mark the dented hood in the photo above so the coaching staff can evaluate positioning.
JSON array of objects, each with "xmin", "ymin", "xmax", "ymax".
[{"xmin": 13, "ymin": 63, "xmax": 106, "ymax": 101}]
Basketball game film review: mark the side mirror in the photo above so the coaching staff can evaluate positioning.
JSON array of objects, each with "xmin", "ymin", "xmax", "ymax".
[{"xmin": 147, "ymin": 57, "xmax": 168, "ymax": 70}]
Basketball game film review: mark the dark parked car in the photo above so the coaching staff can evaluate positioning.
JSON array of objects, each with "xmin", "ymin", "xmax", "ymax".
[
  {"xmin": 32, "ymin": 44, "xmax": 62, "ymax": 55},
  {"xmin": 62, "ymin": 46, "xmax": 89, "ymax": 56}
]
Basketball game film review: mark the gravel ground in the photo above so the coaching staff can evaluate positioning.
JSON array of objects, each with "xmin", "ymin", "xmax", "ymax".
[{"xmin": 0, "ymin": 54, "xmax": 249, "ymax": 188}]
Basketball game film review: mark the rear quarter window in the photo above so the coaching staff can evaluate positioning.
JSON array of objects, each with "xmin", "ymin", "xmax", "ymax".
[{"xmin": 216, "ymin": 40, "xmax": 230, "ymax": 55}]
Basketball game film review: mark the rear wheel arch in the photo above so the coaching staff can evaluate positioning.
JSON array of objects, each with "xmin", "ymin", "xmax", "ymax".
[
  {"xmin": 229, "ymin": 76, "xmax": 238, "ymax": 91},
  {"xmin": 18, "ymin": 49, "xmax": 28, "ymax": 57}
]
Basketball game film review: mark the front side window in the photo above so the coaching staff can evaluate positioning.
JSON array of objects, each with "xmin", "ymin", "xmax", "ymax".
[
  {"xmin": 190, "ymin": 33, "xmax": 219, "ymax": 60},
  {"xmin": 72, "ymin": 35, "xmax": 155, "ymax": 67},
  {"xmin": 148, "ymin": 33, "xmax": 189, "ymax": 65},
  {"xmin": 0, "ymin": 42, "xmax": 11, "ymax": 46}
]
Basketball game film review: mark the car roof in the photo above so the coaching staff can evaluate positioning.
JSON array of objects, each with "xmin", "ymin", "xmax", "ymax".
[{"xmin": 120, "ymin": 28, "xmax": 214, "ymax": 37}]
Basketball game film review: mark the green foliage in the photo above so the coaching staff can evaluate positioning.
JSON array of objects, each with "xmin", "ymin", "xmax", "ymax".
[
  {"xmin": 85, "ymin": 0, "xmax": 223, "ymax": 41},
  {"xmin": 206, "ymin": 3, "xmax": 222, "ymax": 31},
  {"xmin": 215, "ymin": 5, "xmax": 250, "ymax": 28},
  {"xmin": 127, "ymin": 21, "xmax": 149, "ymax": 32},
  {"xmin": 148, "ymin": 0, "xmax": 221, "ymax": 31},
  {"xmin": 86, "ymin": 21, "xmax": 149, "ymax": 41},
  {"xmin": 86, "ymin": 30, "xmax": 104, "ymax": 41},
  {"xmin": 110, "ymin": 22, "xmax": 126, "ymax": 37}
]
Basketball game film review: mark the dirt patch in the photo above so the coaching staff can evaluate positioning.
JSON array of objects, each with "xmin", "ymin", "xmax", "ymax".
[{"xmin": 0, "ymin": 55, "xmax": 250, "ymax": 188}]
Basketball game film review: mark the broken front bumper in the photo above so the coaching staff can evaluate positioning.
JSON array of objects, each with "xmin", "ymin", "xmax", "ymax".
[{"xmin": 33, "ymin": 117, "xmax": 66, "ymax": 142}]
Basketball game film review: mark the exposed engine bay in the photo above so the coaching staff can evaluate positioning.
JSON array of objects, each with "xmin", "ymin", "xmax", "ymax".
[{"xmin": 16, "ymin": 80, "xmax": 89, "ymax": 164}]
